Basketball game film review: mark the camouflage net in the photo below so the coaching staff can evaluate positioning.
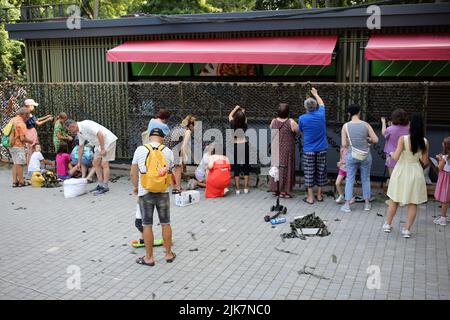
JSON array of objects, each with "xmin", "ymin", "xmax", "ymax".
[{"xmin": 1, "ymin": 81, "xmax": 448, "ymax": 164}]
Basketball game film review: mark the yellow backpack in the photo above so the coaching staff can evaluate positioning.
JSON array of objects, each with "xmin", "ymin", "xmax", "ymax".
[{"xmin": 141, "ymin": 144, "xmax": 171, "ymax": 193}]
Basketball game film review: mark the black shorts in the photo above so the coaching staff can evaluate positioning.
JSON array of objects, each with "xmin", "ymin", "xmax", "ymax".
[
  {"xmin": 232, "ymin": 141, "xmax": 250, "ymax": 177},
  {"xmin": 138, "ymin": 192, "xmax": 170, "ymax": 227}
]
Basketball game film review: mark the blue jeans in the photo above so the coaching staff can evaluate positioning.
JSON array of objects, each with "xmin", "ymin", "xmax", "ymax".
[{"xmin": 345, "ymin": 152, "xmax": 372, "ymax": 201}]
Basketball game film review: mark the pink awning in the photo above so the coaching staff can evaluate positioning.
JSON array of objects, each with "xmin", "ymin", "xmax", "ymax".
[
  {"xmin": 365, "ymin": 33, "xmax": 450, "ymax": 60},
  {"xmin": 106, "ymin": 36, "xmax": 338, "ymax": 65}
]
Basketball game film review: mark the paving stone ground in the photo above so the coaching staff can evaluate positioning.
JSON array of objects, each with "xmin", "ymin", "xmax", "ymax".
[{"xmin": 0, "ymin": 165, "xmax": 448, "ymax": 300}]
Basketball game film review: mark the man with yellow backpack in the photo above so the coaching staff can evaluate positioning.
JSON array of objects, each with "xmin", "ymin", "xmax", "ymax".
[{"xmin": 131, "ymin": 128, "xmax": 175, "ymax": 267}]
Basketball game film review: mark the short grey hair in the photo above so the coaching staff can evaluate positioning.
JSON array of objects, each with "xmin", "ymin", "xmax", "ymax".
[
  {"xmin": 64, "ymin": 119, "xmax": 77, "ymax": 128},
  {"xmin": 304, "ymin": 98, "xmax": 318, "ymax": 112},
  {"xmin": 17, "ymin": 107, "xmax": 29, "ymax": 116}
]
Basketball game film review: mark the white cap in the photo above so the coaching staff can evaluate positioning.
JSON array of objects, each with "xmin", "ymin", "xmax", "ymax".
[{"xmin": 24, "ymin": 99, "xmax": 39, "ymax": 106}]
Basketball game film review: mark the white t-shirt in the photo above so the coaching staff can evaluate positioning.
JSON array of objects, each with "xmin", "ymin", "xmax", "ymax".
[
  {"xmin": 444, "ymin": 155, "xmax": 450, "ymax": 173},
  {"xmin": 195, "ymin": 152, "xmax": 210, "ymax": 181},
  {"xmin": 77, "ymin": 120, "xmax": 118, "ymax": 150},
  {"xmin": 132, "ymin": 142, "xmax": 174, "ymax": 196},
  {"xmin": 28, "ymin": 151, "xmax": 44, "ymax": 172}
]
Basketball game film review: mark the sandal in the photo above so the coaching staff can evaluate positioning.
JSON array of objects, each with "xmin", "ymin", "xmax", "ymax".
[
  {"xmin": 315, "ymin": 195, "xmax": 324, "ymax": 202},
  {"xmin": 166, "ymin": 252, "xmax": 176, "ymax": 263},
  {"xmin": 136, "ymin": 256, "xmax": 155, "ymax": 267},
  {"xmin": 302, "ymin": 197, "xmax": 314, "ymax": 205},
  {"xmin": 12, "ymin": 182, "xmax": 19, "ymax": 188},
  {"xmin": 172, "ymin": 189, "xmax": 181, "ymax": 194}
]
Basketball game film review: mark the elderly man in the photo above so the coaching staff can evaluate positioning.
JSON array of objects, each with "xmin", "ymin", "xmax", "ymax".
[
  {"xmin": 299, "ymin": 87, "xmax": 329, "ymax": 204},
  {"xmin": 10, "ymin": 107, "xmax": 34, "ymax": 187},
  {"xmin": 65, "ymin": 119, "xmax": 118, "ymax": 195}
]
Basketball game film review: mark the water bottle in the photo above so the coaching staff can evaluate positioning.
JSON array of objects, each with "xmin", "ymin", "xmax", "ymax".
[{"xmin": 270, "ymin": 217, "xmax": 286, "ymax": 225}]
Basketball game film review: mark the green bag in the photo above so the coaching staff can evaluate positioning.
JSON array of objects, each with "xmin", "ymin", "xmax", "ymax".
[
  {"xmin": 1, "ymin": 124, "xmax": 15, "ymax": 149},
  {"xmin": 1, "ymin": 135, "xmax": 11, "ymax": 148}
]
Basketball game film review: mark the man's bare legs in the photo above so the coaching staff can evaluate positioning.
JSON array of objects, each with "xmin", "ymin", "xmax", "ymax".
[
  {"xmin": 162, "ymin": 224, "xmax": 174, "ymax": 260},
  {"xmin": 142, "ymin": 226, "xmax": 154, "ymax": 264}
]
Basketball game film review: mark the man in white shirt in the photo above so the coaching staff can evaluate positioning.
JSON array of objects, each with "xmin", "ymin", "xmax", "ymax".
[
  {"xmin": 65, "ymin": 119, "xmax": 118, "ymax": 195},
  {"xmin": 131, "ymin": 128, "xmax": 175, "ymax": 267}
]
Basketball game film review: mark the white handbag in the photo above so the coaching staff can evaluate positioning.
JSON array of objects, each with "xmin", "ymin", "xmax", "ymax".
[{"xmin": 345, "ymin": 123, "xmax": 369, "ymax": 161}]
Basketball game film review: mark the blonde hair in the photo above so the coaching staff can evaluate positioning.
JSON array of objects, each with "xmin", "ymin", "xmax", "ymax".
[
  {"xmin": 57, "ymin": 112, "xmax": 68, "ymax": 121},
  {"xmin": 181, "ymin": 115, "xmax": 196, "ymax": 127}
]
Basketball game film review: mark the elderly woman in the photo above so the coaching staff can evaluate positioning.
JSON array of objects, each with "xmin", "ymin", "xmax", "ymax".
[
  {"xmin": 298, "ymin": 88, "xmax": 329, "ymax": 204},
  {"xmin": 269, "ymin": 103, "xmax": 299, "ymax": 198},
  {"xmin": 340, "ymin": 105, "xmax": 379, "ymax": 213}
]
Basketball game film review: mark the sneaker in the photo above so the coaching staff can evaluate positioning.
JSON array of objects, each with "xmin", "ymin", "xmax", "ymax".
[
  {"xmin": 350, "ymin": 197, "xmax": 356, "ymax": 205},
  {"xmin": 382, "ymin": 223, "xmax": 392, "ymax": 233},
  {"xmin": 224, "ymin": 188, "xmax": 229, "ymax": 196},
  {"xmin": 90, "ymin": 185, "xmax": 102, "ymax": 193},
  {"xmin": 364, "ymin": 203, "xmax": 371, "ymax": 211},
  {"xmin": 93, "ymin": 186, "xmax": 109, "ymax": 195},
  {"xmin": 235, "ymin": 190, "xmax": 240, "ymax": 195},
  {"xmin": 340, "ymin": 203, "xmax": 351, "ymax": 213},
  {"xmin": 244, "ymin": 189, "xmax": 249, "ymax": 194},
  {"xmin": 433, "ymin": 217, "xmax": 447, "ymax": 226},
  {"xmin": 401, "ymin": 229, "xmax": 411, "ymax": 238},
  {"xmin": 335, "ymin": 195, "xmax": 345, "ymax": 204}
]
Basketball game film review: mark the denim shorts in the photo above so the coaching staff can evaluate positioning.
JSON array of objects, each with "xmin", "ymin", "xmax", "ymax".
[{"xmin": 138, "ymin": 192, "xmax": 170, "ymax": 227}]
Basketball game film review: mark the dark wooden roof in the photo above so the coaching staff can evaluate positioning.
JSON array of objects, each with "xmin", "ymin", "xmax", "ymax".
[{"xmin": 6, "ymin": 2, "xmax": 450, "ymax": 40}]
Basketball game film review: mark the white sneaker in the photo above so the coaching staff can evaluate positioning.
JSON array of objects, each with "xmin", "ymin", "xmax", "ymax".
[
  {"xmin": 433, "ymin": 217, "xmax": 447, "ymax": 226},
  {"xmin": 401, "ymin": 229, "xmax": 411, "ymax": 238},
  {"xmin": 235, "ymin": 190, "xmax": 240, "ymax": 195},
  {"xmin": 335, "ymin": 195, "xmax": 345, "ymax": 204},
  {"xmin": 244, "ymin": 189, "xmax": 249, "ymax": 194},
  {"xmin": 364, "ymin": 203, "xmax": 371, "ymax": 211},
  {"xmin": 224, "ymin": 188, "xmax": 229, "ymax": 196},
  {"xmin": 382, "ymin": 223, "xmax": 392, "ymax": 233},
  {"xmin": 340, "ymin": 203, "xmax": 351, "ymax": 213}
]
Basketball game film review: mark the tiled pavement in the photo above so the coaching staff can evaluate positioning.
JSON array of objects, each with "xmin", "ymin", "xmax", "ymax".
[{"xmin": 0, "ymin": 166, "xmax": 448, "ymax": 300}]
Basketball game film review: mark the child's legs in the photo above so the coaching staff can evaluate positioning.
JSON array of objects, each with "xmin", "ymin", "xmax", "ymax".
[
  {"xmin": 335, "ymin": 174, "xmax": 345, "ymax": 196},
  {"xmin": 441, "ymin": 203, "xmax": 449, "ymax": 218},
  {"xmin": 81, "ymin": 164, "xmax": 87, "ymax": 178},
  {"xmin": 405, "ymin": 204, "xmax": 418, "ymax": 231},
  {"xmin": 386, "ymin": 201, "xmax": 399, "ymax": 225}
]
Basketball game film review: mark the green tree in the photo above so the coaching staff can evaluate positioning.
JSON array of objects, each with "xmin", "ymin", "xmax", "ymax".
[{"xmin": 139, "ymin": 0, "xmax": 221, "ymax": 15}]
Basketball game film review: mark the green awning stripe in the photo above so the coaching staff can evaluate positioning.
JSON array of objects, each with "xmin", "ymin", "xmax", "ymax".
[
  {"xmin": 396, "ymin": 61, "xmax": 413, "ymax": 77},
  {"xmin": 415, "ymin": 61, "xmax": 431, "ymax": 77},
  {"xmin": 137, "ymin": 63, "xmax": 146, "ymax": 76},
  {"xmin": 378, "ymin": 61, "xmax": 395, "ymax": 77},
  {"xmin": 434, "ymin": 60, "xmax": 450, "ymax": 77}
]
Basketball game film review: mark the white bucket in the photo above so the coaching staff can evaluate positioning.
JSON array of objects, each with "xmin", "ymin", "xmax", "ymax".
[{"xmin": 64, "ymin": 178, "xmax": 88, "ymax": 198}]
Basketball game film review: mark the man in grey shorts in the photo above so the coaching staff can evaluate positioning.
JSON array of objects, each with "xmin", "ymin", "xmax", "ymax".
[
  {"xmin": 131, "ymin": 128, "xmax": 175, "ymax": 267},
  {"xmin": 65, "ymin": 119, "xmax": 118, "ymax": 195}
]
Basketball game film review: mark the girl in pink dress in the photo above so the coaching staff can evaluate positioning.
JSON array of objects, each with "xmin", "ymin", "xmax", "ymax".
[{"xmin": 433, "ymin": 137, "xmax": 450, "ymax": 226}]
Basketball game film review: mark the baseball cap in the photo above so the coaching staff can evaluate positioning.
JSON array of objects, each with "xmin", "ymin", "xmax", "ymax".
[
  {"xmin": 150, "ymin": 128, "xmax": 165, "ymax": 137},
  {"xmin": 24, "ymin": 99, "xmax": 39, "ymax": 106}
]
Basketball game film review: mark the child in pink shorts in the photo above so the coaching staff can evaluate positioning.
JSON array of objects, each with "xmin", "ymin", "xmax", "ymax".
[{"xmin": 335, "ymin": 146, "xmax": 348, "ymax": 204}]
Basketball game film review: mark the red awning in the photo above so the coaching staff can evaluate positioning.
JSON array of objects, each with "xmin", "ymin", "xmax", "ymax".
[
  {"xmin": 365, "ymin": 33, "xmax": 450, "ymax": 61},
  {"xmin": 106, "ymin": 36, "xmax": 338, "ymax": 65}
]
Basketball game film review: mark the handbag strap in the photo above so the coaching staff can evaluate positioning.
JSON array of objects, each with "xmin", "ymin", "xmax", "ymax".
[{"xmin": 345, "ymin": 123, "xmax": 353, "ymax": 147}]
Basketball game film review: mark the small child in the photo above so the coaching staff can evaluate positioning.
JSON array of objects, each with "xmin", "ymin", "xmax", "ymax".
[
  {"xmin": 433, "ymin": 137, "xmax": 450, "ymax": 226},
  {"xmin": 56, "ymin": 142, "xmax": 76, "ymax": 180},
  {"xmin": 335, "ymin": 146, "xmax": 348, "ymax": 204},
  {"xmin": 26, "ymin": 144, "xmax": 55, "ymax": 180}
]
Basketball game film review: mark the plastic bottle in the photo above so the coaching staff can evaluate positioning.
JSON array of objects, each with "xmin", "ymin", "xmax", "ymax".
[{"xmin": 270, "ymin": 217, "xmax": 286, "ymax": 225}]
